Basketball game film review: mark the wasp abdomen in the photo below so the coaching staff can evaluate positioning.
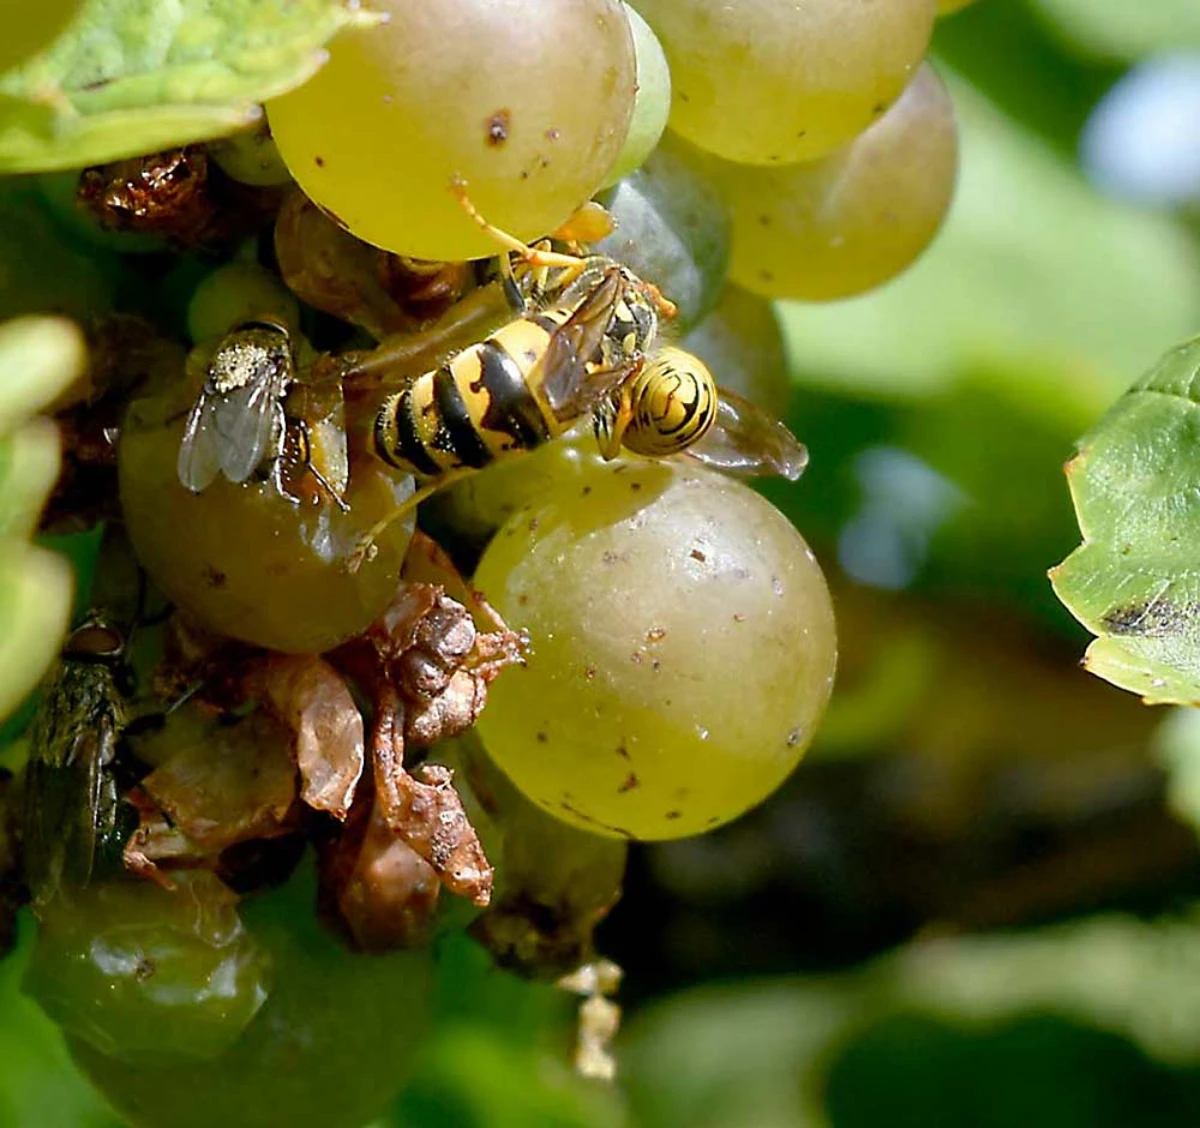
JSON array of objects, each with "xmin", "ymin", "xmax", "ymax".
[{"xmin": 623, "ymin": 347, "xmax": 719, "ymax": 458}]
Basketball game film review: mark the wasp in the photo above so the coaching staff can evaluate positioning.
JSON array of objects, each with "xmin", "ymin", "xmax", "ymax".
[
  {"xmin": 347, "ymin": 194, "xmax": 807, "ymax": 563},
  {"xmin": 176, "ymin": 316, "xmax": 346, "ymax": 508},
  {"xmin": 23, "ymin": 614, "xmax": 141, "ymax": 907}
]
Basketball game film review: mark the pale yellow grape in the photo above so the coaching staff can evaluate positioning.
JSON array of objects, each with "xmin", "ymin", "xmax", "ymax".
[
  {"xmin": 207, "ymin": 121, "xmax": 292, "ymax": 188},
  {"xmin": 698, "ymin": 65, "xmax": 958, "ymax": 301},
  {"xmin": 474, "ymin": 451, "xmax": 837, "ymax": 841},
  {"xmin": 634, "ymin": 0, "xmax": 935, "ymax": 165},
  {"xmin": 185, "ymin": 263, "xmax": 300, "ymax": 345},
  {"xmin": 267, "ymin": 1, "xmax": 636, "ymax": 262},
  {"xmin": 601, "ymin": 4, "xmax": 672, "ymax": 188}
]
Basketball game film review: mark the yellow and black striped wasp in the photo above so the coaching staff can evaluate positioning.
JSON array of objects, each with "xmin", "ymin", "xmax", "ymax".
[
  {"xmin": 23, "ymin": 613, "xmax": 141, "ymax": 907},
  {"xmin": 176, "ymin": 315, "xmax": 347, "ymax": 509},
  {"xmin": 347, "ymin": 187, "xmax": 807, "ymax": 562}
]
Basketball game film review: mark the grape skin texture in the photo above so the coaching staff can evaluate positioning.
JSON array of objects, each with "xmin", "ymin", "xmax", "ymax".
[
  {"xmin": 601, "ymin": 4, "xmax": 672, "ymax": 188},
  {"xmin": 69, "ymin": 867, "xmax": 433, "ymax": 1128},
  {"xmin": 23, "ymin": 872, "xmax": 268, "ymax": 1065},
  {"xmin": 119, "ymin": 379, "xmax": 415, "ymax": 654},
  {"xmin": 634, "ymin": 0, "xmax": 935, "ymax": 165},
  {"xmin": 266, "ymin": 0, "xmax": 636, "ymax": 262},
  {"xmin": 185, "ymin": 263, "xmax": 300, "ymax": 345},
  {"xmin": 474, "ymin": 451, "xmax": 837, "ymax": 841},
  {"xmin": 697, "ymin": 65, "xmax": 958, "ymax": 301}
]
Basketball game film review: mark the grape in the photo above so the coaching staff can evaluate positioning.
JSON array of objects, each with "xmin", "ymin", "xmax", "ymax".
[
  {"xmin": 207, "ymin": 121, "xmax": 293, "ymax": 188},
  {"xmin": 473, "ymin": 450, "xmax": 837, "ymax": 840},
  {"xmin": 634, "ymin": 0, "xmax": 935, "ymax": 165},
  {"xmin": 0, "ymin": 0, "xmax": 82, "ymax": 73},
  {"xmin": 938, "ymin": 0, "xmax": 976, "ymax": 13},
  {"xmin": 119, "ymin": 365, "xmax": 416, "ymax": 653},
  {"xmin": 68, "ymin": 863, "xmax": 433, "ymax": 1128},
  {"xmin": 23, "ymin": 871, "xmax": 268, "ymax": 1065},
  {"xmin": 593, "ymin": 140, "xmax": 730, "ymax": 332},
  {"xmin": 692, "ymin": 65, "xmax": 958, "ymax": 301},
  {"xmin": 681, "ymin": 282, "xmax": 790, "ymax": 420},
  {"xmin": 266, "ymin": 0, "xmax": 636, "ymax": 262},
  {"xmin": 185, "ymin": 262, "xmax": 301, "ymax": 345},
  {"xmin": 601, "ymin": 4, "xmax": 672, "ymax": 188}
]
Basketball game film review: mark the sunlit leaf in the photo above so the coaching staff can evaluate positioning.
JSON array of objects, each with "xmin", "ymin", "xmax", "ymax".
[
  {"xmin": 0, "ymin": 0, "xmax": 373, "ymax": 173},
  {"xmin": 0, "ymin": 316, "xmax": 85, "ymax": 434},
  {"xmin": 0, "ymin": 543, "xmax": 72, "ymax": 723},
  {"xmin": 1051, "ymin": 335, "xmax": 1200, "ymax": 704}
]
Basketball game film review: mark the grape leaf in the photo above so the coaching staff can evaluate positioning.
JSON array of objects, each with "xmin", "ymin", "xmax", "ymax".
[
  {"xmin": 0, "ymin": 0, "xmax": 374, "ymax": 174},
  {"xmin": 1051, "ymin": 335, "xmax": 1200, "ymax": 705}
]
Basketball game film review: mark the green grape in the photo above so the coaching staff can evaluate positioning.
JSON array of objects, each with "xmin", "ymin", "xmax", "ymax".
[
  {"xmin": 474, "ymin": 451, "xmax": 837, "ymax": 840},
  {"xmin": 695, "ymin": 65, "xmax": 958, "ymax": 301},
  {"xmin": 23, "ymin": 871, "xmax": 268, "ymax": 1065},
  {"xmin": 938, "ymin": 0, "xmax": 976, "ymax": 13},
  {"xmin": 185, "ymin": 262, "xmax": 301, "ymax": 345},
  {"xmin": 69, "ymin": 863, "xmax": 433, "ymax": 1128},
  {"xmin": 207, "ymin": 121, "xmax": 293, "ymax": 188},
  {"xmin": 119, "ymin": 362, "xmax": 415, "ymax": 653},
  {"xmin": 0, "ymin": 0, "xmax": 82, "ymax": 73},
  {"xmin": 266, "ymin": 0, "xmax": 636, "ymax": 262},
  {"xmin": 601, "ymin": 4, "xmax": 672, "ymax": 188},
  {"xmin": 680, "ymin": 282, "xmax": 790, "ymax": 420},
  {"xmin": 594, "ymin": 140, "xmax": 729, "ymax": 333},
  {"xmin": 634, "ymin": 0, "xmax": 935, "ymax": 165}
]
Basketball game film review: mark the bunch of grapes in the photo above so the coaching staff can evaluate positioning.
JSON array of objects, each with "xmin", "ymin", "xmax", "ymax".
[{"xmin": 3, "ymin": 0, "xmax": 966, "ymax": 1122}]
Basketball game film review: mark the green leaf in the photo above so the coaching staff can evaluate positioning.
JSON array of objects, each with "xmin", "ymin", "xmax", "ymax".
[
  {"xmin": 0, "ymin": 420, "xmax": 61, "ymax": 540},
  {"xmin": 0, "ymin": 0, "xmax": 372, "ymax": 174},
  {"xmin": 0, "ymin": 316, "xmax": 85, "ymax": 434},
  {"xmin": 1051, "ymin": 336, "xmax": 1200, "ymax": 704},
  {"xmin": 0, "ymin": 542, "xmax": 72, "ymax": 722}
]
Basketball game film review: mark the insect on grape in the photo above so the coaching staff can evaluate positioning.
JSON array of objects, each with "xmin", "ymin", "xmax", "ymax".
[
  {"xmin": 24, "ymin": 614, "xmax": 140, "ymax": 907},
  {"xmin": 348, "ymin": 185, "xmax": 808, "ymax": 565},
  {"xmin": 176, "ymin": 316, "xmax": 347, "ymax": 509}
]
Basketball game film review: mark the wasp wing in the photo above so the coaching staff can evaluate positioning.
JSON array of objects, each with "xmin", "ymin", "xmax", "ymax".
[
  {"xmin": 686, "ymin": 387, "xmax": 809, "ymax": 480},
  {"xmin": 539, "ymin": 269, "xmax": 631, "ymax": 419}
]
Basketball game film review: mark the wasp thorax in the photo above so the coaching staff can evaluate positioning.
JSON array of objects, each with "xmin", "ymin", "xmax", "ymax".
[{"xmin": 622, "ymin": 347, "xmax": 718, "ymax": 458}]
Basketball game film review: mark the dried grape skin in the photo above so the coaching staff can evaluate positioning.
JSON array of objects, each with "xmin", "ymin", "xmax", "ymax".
[{"xmin": 474, "ymin": 453, "xmax": 837, "ymax": 841}]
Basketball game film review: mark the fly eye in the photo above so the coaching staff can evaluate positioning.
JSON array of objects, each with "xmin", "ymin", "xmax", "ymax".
[{"xmin": 64, "ymin": 624, "xmax": 124, "ymax": 661}]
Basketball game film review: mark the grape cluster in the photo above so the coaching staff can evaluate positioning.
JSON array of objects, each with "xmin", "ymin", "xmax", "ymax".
[{"xmin": 4, "ymin": 0, "xmax": 969, "ymax": 1119}]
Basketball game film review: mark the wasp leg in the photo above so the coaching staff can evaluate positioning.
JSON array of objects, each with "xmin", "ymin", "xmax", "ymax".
[
  {"xmin": 595, "ymin": 380, "xmax": 637, "ymax": 461},
  {"xmin": 346, "ymin": 467, "xmax": 479, "ymax": 574},
  {"xmin": 451, "ymin": 179, "xmax": 588, "ymax": 277}
]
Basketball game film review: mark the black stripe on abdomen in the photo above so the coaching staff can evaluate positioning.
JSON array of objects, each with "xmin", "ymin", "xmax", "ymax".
[
  {"xmin": 377, "ymin": 389, "xmax": 441, "ymax": 476},
  {"xmin": 433, "ymin": 365, "xmax": 493, "ymax": 469},
  {"xmin": 474, "ymin": 340, "xmax": 552, "ymax": 451}
]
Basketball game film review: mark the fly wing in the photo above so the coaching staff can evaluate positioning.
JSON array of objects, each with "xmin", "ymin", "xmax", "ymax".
[
  {"xmin": 686, "ymin": 388, "xmax": 809, "ymax": 480},
  {"xmin": 212, "ymin": 368, "xmax": 287, "ymax": 484},
  {"xmin": 176, "ymin": 393, "xmax": 223, "ymax": 492},
  {"xmin": 539, "ymin": 269, "xmax": 629, "ymax": 418}
]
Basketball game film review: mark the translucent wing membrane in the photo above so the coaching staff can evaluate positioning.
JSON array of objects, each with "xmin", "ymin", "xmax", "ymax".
[{"xmin": 686, "ymin": 387, "xmax": 809, "ymax": 480}]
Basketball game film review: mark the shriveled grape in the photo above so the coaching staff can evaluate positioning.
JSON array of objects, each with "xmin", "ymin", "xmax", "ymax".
[
  {"xmin": 119, "ymin": 361, "xmax": 415, "ymax": 653},
  {"xmin": 635, "ymin": 0, "xmax": 935, "ymax": 165},
  {"xmin": 266, "ymin": 1, "xmax": 636, "ymax": 262},
  {"xmin": 68, "ymin": 864, "xmax": 433, "ymax": 1128},
  {"xmin": 691, "ymin": 65, "xmax": 958, "ymax": 301},
  {"xmin": 474, "ymin": 451, "xmax": 837, "ymax": 840},
  {"xmin": 23, "ymin": 871, "xmax": 268, "ymax": 1065}
]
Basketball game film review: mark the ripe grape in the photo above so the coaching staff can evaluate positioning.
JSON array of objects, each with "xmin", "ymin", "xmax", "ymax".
[
  {"xmin": 119, "ymin": 365, "xmax": 415, "ymax": 654},
  {"xmin": 185, "ymin": 262, "xmax": 300, "ymax": 345},
  {"xmin": 68, "ymin": 863, "xmax": 433, "ymax": 1128},
  {"xmin": 692, "ymin": 65, "xmax": 958, "ymax": 301},
  {"xmin": 23, "ymin": 871, "xmax": 268, "ymax": 1065},
  {"xmin": 635, "ymin": 0, "xmax": 935, "ymax": 165},
  {"xmin": 602, "ymin": 4, "xmax": 672, "ymax": 188},
  {"xmin": 206, "ymin": 122, "xmax": 293, "ymax": 188},
  {"xmin": 473, "ymin": 451, "xmax": 837, "ymax": 840},
  {"xmin": 266, "ymin": 0, "xmax": 636, "ymax": 262},
  {"xmin": 681, "ymin": 282, "xmax": 790, "ymax": 420},
  {"xmin": 594, "ymin": 141, "xmax": 730, "ymax": 332}
]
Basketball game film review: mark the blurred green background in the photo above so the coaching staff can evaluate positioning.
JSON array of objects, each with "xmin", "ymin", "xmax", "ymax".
[{"xmin": 8, "ymin": 0, "xmax": 1200, "ymax": 1125}]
